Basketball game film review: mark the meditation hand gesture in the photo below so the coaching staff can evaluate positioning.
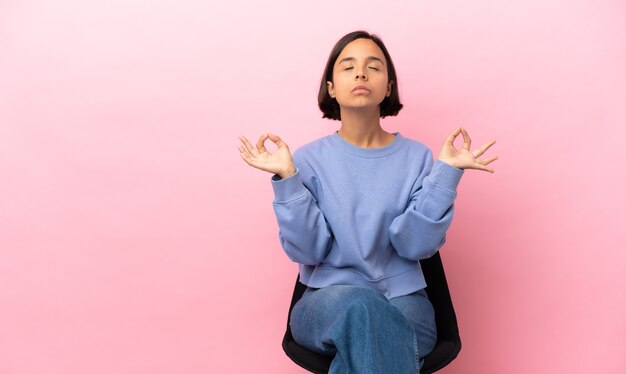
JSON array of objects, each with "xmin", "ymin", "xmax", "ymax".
[
  {"xmin": 437, "ymin": 127, "xmax": 498, "ymax": 173},
  {"xmin": 238, "ymin": 133, "xmax": 297, "ymax": 179}
]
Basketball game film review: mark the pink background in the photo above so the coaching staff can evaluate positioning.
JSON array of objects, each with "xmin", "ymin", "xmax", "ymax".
[{"xmin": 1, "ymin": 0, "xmax": 625, "ymax": 373}]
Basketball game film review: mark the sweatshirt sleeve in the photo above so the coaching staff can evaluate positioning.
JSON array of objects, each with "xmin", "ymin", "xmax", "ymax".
[
  {"xmin": 271, "ymin": 168, "xmax": 333, "ymax": 265},
  {"xmin": 388, "ymin": 150, "xmax": 464, "ymax": 261}
]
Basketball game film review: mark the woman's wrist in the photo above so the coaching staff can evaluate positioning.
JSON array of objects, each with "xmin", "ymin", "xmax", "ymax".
[
  {"xmin": 278, "ymin": 165, "xmax": 297, "ymax": 180},
  {"xmin": 437, "ymin": 157, "xmax": 463, "ymax": 170}
]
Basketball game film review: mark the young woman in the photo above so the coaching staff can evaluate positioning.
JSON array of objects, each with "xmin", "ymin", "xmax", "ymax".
[{"xmin": 238, "ymin": 30, "xmax": 497, "ymax": 373}]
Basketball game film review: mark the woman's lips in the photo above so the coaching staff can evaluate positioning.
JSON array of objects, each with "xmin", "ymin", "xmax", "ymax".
[{"xmin": 352, "ymin": 86, "xmax": 370, "ymax": 94}]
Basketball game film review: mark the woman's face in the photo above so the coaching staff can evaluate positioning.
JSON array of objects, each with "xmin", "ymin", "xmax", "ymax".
[{"xmin": 327, "ymin": 38, "xmax": 392, "ymax": 113}]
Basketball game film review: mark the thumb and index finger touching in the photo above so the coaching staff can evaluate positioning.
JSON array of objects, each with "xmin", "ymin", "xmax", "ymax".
[
  {"xmin": 445, "ymin": 127, "xmax": 472, "ymax": 149},
  {"xmin": 267, "ymin": 133, "xmax": 288, "ymax": 148},
  {"xmin": 447, "ymin": 127, "xmax": 497, "ymax": 154},
  {"xmin": 240, "ymin": 132, "xmax": 289, "ymax": 151}
]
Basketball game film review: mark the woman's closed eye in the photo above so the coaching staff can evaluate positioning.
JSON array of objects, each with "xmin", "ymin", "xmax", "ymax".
[{"xmin": 343, "ymin": 66, "xmax": 380, "ymax": 71}]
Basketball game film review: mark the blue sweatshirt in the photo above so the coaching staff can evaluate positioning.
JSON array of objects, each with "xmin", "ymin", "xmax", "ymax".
[{"xmin": 270, "ymin": 131, "xmax": 464, "ymax": 299}]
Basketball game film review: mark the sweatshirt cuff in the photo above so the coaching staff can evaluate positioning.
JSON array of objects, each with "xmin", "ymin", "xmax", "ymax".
[
  {"xmin": 429, "ymin": 160, "xmax": 464, "ymax": 192},
  {"xmin": 271, "ymin": 168, "xmax": 308, "ymax": 203}
]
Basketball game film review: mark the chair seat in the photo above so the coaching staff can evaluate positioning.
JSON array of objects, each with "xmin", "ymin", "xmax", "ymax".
[
  {"xmin": 284, "ymin": 337, "xmax": 460, "ymax": 374},
  {"xmin": 284, "ymin": 340, "xmax": 332, "ymax": 374},
  {"xmin": 422, "ymin": 340, "xmax": 462, "ymax": 373}
]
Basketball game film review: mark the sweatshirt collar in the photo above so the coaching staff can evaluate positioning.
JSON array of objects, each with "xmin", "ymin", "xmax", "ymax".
[{"xmin": 329, "ymin": 131, "xmax": 405, "ymax": 158}]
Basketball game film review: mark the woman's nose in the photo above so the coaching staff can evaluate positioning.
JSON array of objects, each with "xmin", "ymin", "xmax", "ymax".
[
  {"xmin": 354, "ymin": 64, "xmax": 367, "ymax": 79},
  {"xmin": 355, "ymin": 70, "xmax": 367, "ymax": 80}
]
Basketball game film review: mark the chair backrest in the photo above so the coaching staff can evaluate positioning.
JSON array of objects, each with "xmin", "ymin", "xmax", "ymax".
[
  {"xmin": 419, "ymin": 251, "xmax": 462, "ymax": 372},
  {"xmin": 282, "ymin": 251, "xmax": 461, "ymax": 374},
  {"xmin": 282, "ymin": 275, "xmax": 331, "ymax": 373}
]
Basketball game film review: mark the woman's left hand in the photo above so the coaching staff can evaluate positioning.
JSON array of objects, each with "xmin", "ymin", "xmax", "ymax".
[{"xmin": 437, "ymin": 127, "xmax": 498, "ymax": 172}]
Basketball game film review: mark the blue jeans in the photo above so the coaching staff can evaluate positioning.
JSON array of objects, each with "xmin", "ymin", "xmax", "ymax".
[{"xmin": 290, "ymin": 285, "xmax": 437, "ymax": 373}]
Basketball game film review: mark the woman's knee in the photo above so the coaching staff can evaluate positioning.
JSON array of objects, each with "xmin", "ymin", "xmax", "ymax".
[{"xmin": 290, "ymin": 286, "xmax": 388, "ymax": 351}]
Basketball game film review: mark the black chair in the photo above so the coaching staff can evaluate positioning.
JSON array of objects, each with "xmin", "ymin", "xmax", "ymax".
[{"xmin": 282, "ymin": 251, "xmax": 461, "ymax": 373}]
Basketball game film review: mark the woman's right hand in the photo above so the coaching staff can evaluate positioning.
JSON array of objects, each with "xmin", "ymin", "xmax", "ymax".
[{"xmin": 238, "ymin": 133, "xmax": 296, "ymax": 179}]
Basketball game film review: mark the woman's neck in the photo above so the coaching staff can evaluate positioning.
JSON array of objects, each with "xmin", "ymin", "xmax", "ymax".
[{"xmin": 337, "ymin": 107, "xmax": 395, "ymax": 148}]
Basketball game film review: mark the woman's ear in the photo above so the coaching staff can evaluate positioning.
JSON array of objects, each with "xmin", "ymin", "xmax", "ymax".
[
  {"xmin": 327, "ymin": 81, "xmax": 335, "ymax": 98},
  {"xmin": 386, "ymin": 81, "xmax": 394, "ymax": 97}
]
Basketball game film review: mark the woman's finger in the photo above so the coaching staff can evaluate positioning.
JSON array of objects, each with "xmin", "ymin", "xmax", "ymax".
[
  {"xmin": 239, "ymin": 144, "xmax": 257, "ymax": 162},
  {"xmin": 238, "ymin": 145, "xmax": 256, "ymax": 166},
  {"xmin": 256, "ymin": 134, "xmax": 269, "ymax": 153},
  {"xmin": 239, "ymin": 135, "xmax": 259, "ymax": 157},
  {"xmin": 480, "ymin": 155, "xmax": 499, "ymax": 165},
  {"xmin": 472, "ymin": 140, "xmax": 496, "ymax": 158},
  {"xmin": 268, "ymin": 133, "xmax": 288, "ymax": 149},
  {"xmin": 461, "ymin": 127, "xmax": 471, "ymax": 151},
  {"xmin": 472, "ymin": 162, "xmax": 494, "ymax": 173},
  {"xmin": 238, "ymin": 144, "xmax": 250, "ymax": 158},
  {"xmin": 444, "ymin": 127, "xmax": 462, "ymax": 145}
]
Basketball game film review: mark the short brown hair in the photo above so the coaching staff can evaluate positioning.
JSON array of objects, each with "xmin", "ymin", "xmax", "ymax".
[{"xmin": 318, "ymin": 30, "xmax": 403, "ymax": 121}]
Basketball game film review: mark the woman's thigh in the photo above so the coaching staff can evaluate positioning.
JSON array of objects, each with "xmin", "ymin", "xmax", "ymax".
[
  {"xmin": 289, "ymin": 284, "xmax": 390, "ymax": 355},
  {"xmin": 388, "ymin": 288, "xmax": 437, "ymax": 358}
]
